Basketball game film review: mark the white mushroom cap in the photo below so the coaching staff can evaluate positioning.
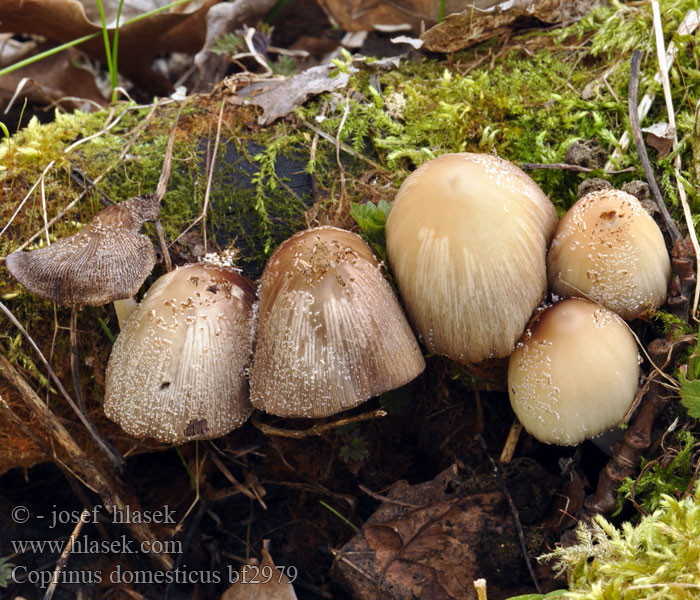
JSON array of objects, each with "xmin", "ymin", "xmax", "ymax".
[
  {"xmin": 385, "ymin": 152, "xmax": 558, "ymax": 364},
  {"xmin": 508, "ymin": 298, "xmax": 640, "ymax": 445},
  {"xmin": 547, "ymin": 188, "xmax": 671, "ymax": 320},
  {"xmin": 104, "ymin": 263, "xmax": 256, "ymax": 444},
  {"xmin": 250, "ymin": 226, "xmax": 425, "ymax": 418}
]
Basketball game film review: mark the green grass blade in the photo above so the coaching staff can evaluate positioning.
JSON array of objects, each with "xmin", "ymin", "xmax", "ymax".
[
  {"xmin": 95, "ymin": 0, "xmax": 114, "ymax": 81},
  {"xmin": 0, "ymin": 0, "xmax": 194, "ymax": 81}
]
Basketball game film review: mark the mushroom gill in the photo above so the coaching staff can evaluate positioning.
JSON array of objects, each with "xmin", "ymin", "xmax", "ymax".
[
  {"xmin": 104, "ymin": 263, "xmax": 256, "ymax": 444},
  {"xmin": 250, "ymin": 226, "xmax": 425, "ymax": 418}
]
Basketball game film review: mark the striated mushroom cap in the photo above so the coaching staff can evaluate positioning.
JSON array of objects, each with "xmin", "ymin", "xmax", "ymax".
[
  {"xmin": 105, "ymin": 263, "xmax": 256, "ymax": 444},
  {"xmin": 5, "ymin": 195, "xmax": 160, "ymax": 307},
  {"xmin": 508, "ymin": 298, "xmax": 640, "ymax": 446},
  {"xmin": 547, "ymin": 188, "xmax": 671, "ymax": 320},
  {"xmin": 250, "ymin": 226, "xmax": 425, "ymax": 418},
  {"xmin": 385, "ymin": 152, "xmax": 558, "ymax": 364}
]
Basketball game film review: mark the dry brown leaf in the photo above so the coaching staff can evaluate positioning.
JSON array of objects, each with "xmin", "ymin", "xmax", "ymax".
[
  {"xmin": 334, "ymin": 463, "xmax": 558, "ymax": 599},
  {"xmin": 0, "ymin": 43, "xmax": 106, "ymax": 111},
  {"xmin": 421, "ymin": 0, "xmax": 595, "ymax": 53},
  {"xmin": 222, "ymin": 548, "xmax": 298, "ymax": 600},
  {"xmin": 315, "ymin": 0, "xmax": 497, "ymax": 33},
  {"xmin": 229, "ymin": 64, "xmax": 352, "ymax": 125},
  {"xmin": 0, "ymin": 0, "xmax": 221, "ymax": 95}
]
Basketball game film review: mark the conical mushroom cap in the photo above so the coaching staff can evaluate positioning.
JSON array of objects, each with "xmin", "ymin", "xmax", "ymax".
[
  {"xmin": 250, "ymin": 226, "xmax": 425, "ymax": 418},
  {"xmin": 105, "ymin": 263, "xmax": 256, "ymax": 444},
  {"xmin": 508, "ymin": 298, "xmax": 640, "ymax": 445},
  {"xmin": 547, "ymin": 189, "xmax": 671, "ymax": 320},
  {"xmin": 5, "ymin": 195, "xmax": 160, "ymax": 306},
  {"xmin": 386, "ymin": 152, "xmax": 558, "ymax": 364}
]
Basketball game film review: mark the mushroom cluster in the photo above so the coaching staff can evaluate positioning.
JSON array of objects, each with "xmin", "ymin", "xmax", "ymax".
[
  {"xmin": 104, "ymin": 263, "xmax": 256, "ymax": 444},
  {"xmin": 250, "ymin": 226, "xmax": 425, "ymax": 418},
  {"xmin": 385, "ymin": 152, "xmax": 558, "ymax": 364}
]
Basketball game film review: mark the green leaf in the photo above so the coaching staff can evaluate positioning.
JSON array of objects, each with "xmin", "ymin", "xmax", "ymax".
[
  {"xmin": 679, "ymin": 366, "xmax": 700, "ymax": 418},
  {"xmin": 349, "ymin": 199, "xmax": 392, "ymax": 248}
]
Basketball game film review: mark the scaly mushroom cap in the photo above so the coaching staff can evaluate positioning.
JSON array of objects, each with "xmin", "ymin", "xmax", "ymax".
[
  {"xmin": 547, "ymin": 188, "xmax": 671, "ymax": 320},
  {"xmin": 250, "ymin": 226, "xmax": 425, "ymax": 418},
  {"xmin": 508, "ymin": 298, "xmax": 640, "ymax": 446},
  {"xmin": 104, "ymin": 263, "xmax": 256, "ymax": 444},
  {"xmin": 385, "ymin": 152, "xmax": 558, "ymax": 364},
  {"xmin": 5, "ymin": 195, "xmax": 160, "ymax": 306}
]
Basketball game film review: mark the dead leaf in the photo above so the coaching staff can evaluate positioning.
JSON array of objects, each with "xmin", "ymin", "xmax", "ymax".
[
  {"xmin": 0, "ymin": 41, "xmax": 106, "ymax": 112},
  {"xmin": 334, "ymin": 462, "xmax": 559, "ymax": 599},
  {"xmin": 642, "ymin": 122, "xmax": 675, "ymax": 158},
  {"xmin": 229, "ymin": 64, "xmax": 353, "ymax": 125},
  {"xmin": 421, "ymin": 0, "xmax": 594, "ymax": 53},
  {"xmin": 222, "ymin": 547, "xmax": 297, "ymax": 600},
  {"xmin": 0, "ymin": 0, "xmax": 221, "ymax": 96}
]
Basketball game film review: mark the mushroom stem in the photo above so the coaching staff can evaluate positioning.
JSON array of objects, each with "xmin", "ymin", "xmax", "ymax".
[
  {"xmin": 155, "ymin": 219, "xmax": 172, "ymax": 273},
  {"xmin": 69, "ymin": 305, "xmax": 86, "ymax": 415}
]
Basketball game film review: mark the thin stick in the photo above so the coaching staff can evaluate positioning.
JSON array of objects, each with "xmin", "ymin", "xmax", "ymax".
[
  {"xmin": 499, "ymin": 420, "xmax": 523, "ymax": 463},
  {"xmin": 650, "ymin": 0, "xmax": 700, "ymax": 317},
  {"xmin": 0, "ymin": 300, "xmax": 124, "ymax": 471},
  {"xmin": 520, "ymin": 162, "xmax": 635, "ymax": 174},
  {"xmin": 69, "ymin": 305, "xmax": 86, "ymax": 415},
  {"xmin": 202, "ymin": 100, "xmax": 226, "ymax": 255},
  {"xmin": 606, "ymin": 8, "xmax": 700, "ymax": 169},
  {"xmin": 476, "ymin": 432, "xmax": 541, "ymax": 593},
  {"xmin": 627, "ymin": 50, "xmax": 681, "ymax": 243},
  {"xmin": 250, "ymin": 409, "xmax": 387, "ymax": 439},
  {"xmin": 42, "ymin": 509, "xmax": 90, "ymax": 600}
]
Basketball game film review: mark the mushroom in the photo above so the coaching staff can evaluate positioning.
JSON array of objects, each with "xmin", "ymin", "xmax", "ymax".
[
  {"xmin": 5, "ymin": 194, "xmax": 162, "ymax": 414},
  {"xmin": 104, "ymin": 263, "xmax": 256, "ymax": 444},
  {"xmin": 250, "ymin": 226, "xmax": 425, "ymax": 418},
  {"xmin": 385, "ymin": 152, "xmax": 558, "ymax": 364},
  {"xmin": 547, "ymin": 188, "xmax": 671, "ymax": 320},
  {"xmin": 508, "ymin": 298, "xmax": 640, "ymax": 446}
]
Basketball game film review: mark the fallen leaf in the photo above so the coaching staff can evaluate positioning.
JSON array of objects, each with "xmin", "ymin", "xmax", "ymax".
[
  {"xmin": 642, "ymin": 122, "xmax": 675, "ymax": 158},
  {"xmin": 222, "ymin": 547, "xmax": 297, "ymax": 600},
  {"xmin": 229, "ymin": 64, "xmax": 353, "ymax": 125}
]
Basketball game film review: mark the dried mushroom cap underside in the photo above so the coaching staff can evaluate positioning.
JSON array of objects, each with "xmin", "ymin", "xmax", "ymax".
[
  {"xmin": 386, "ymin": 152, "xmax": 558, "ymax": 364},
  {"xmin": 105, "ymin": 263, "xmax": 256, "ymax": 444},
  {"xmin": 250, "ymin": 227, "xmax": 425, "ymax": 418},
  {"xmin": 547, "ymin": 189, "xmax": 671, "ymax": 320},
  {"xmin": 5, "ymin": 195, "xmax": 161, "ymax": 306}
]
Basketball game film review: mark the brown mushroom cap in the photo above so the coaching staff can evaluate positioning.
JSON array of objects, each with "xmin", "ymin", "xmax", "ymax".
[
  {"xmin": 5, "ymin": 195, "xmax": 160, "ymax": 306},
  {"xmin": 250, "ymin": 226, "xmax": 425, "ymax": 418},
  {"xmin": 547, "ymin": 189, "xmax": 671, "ymax": 320},
  {"xmin": 385, "ymin": 152, "xmax": 558, "ymax": 364},
  {"xmin": 104, "ymin": 263, "xmax": 256, "ymax": 444},
  {"xmin": 508, "ymin": 298, "xmax": 640, "ymax": 445}
]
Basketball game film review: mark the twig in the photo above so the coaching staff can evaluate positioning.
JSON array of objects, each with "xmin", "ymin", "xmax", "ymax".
[
  {"xmin": 69, "ymin": 305, "xmax": 86, "ymax": 415},
  {"xmin": 606, "ymin": 8, "xmax": 700, "ymax": 169},
  {"xmin": 43, "ymin": 509, "xmax": 90, "ymax": 600},
  {"xmin": 250, "ymin": 409, "xmax": 387, "ymax": 439},
  {"xmin": 499, "ymin": 420, "xmax": 523, "ymax": 463},
  {"xmin": 358, "ymin": 484, "xmax": 423, "ymax": 509},
  {"xmin": 520, "ymin": 162, "xmax": 635, "ymax": 174},
  {"xmin": 476, "ymin": 432, "xmax": 540, "ymax": 593},
  {"xmin": 627, "ymin": 50, "xmax": 681, "ymax": 243},
  {"xmin": 650, "ymin": 1, "xmax": 700, "ymax": 317},
  {"xmin": 0, "ymin": 300, "xmax": 124, "ymax": 471},
  {"xmin": 202, "ymin": 100, "xmax": 225, "ymax": 255}
]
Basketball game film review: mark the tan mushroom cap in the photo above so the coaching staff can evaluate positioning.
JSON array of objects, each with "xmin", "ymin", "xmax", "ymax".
[
  {"xmin": 250, "ymin": 226, "xmax": 425, "ymax": 418},
  {"xmin": 105, "ymin": 263, "xmax": 256, "ymax": 444},
  {"xmin": 508, "ymin": 298, "xmax": 640, "ymax": 446},
  {"xmin": 385, "ymin": 152, "xmax": 558, "ymax": 364},
  {"xmin": 5, "ymin": 195, "xmax": 160, "ymax": 306},
  {"xmin": 547, "ymin": 188, "xmax": 671, "ymax": 320}
]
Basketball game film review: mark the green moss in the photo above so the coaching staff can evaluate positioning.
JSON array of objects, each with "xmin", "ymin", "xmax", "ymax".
[{"xmin": 544, "ymin": 481, "xmax": 700, "ymax": 599}]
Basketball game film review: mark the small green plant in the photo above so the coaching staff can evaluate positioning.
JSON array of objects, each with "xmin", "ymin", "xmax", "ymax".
[
  {"xmin": 0, "ymin": 557, "xmax": 14, "ymax": 588},
  {"xmin": 543, "ymin": 484, "xmax": 700, "ymax": 599},
  {"xmin": 95, "ymin": 0, "xmax": 126, "ymax": 102},
  {"xmin": 349, "ymin": 199, "xmax": 392, "ymax": 259},
  {"xmin": 615, "ymin": 429, "xmax": 697, "ymax": 515}
]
